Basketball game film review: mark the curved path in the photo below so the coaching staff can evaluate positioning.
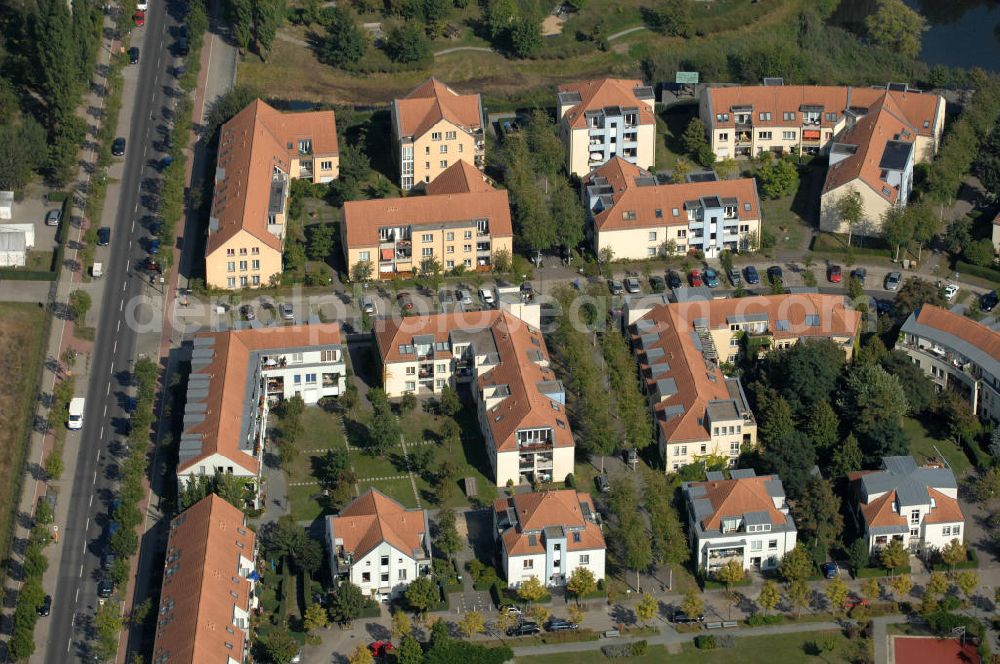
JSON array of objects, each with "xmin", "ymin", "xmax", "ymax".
[
  {"xmin": 434, "ymin": 45, "xmax": 496, "ymax": 56},
  {"xmin": 607, "ymin": 25, "xmax": 647, "ymax": 41}
]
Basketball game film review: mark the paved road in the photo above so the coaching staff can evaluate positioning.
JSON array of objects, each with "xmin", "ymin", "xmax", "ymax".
[{"xmin": 43, "ymin": 0, "xmax": 182, "ymax": 660}]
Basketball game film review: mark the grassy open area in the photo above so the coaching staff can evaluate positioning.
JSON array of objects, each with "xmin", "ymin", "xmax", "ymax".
[
  {"xmin": 903, "ymin": 416, "xmax": 971, "ymax": 477},
  {"xmin": 517, "ymin": 629, "xmax": 863, "ymax": 664},
  {"xmin": 0, "ymin": 303, "xmax": 49, "ymax": 582}
]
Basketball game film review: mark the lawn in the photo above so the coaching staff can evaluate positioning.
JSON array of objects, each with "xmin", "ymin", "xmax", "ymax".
[
  {"xmin": 0, "ymin": 303, "xmax": 49, "ymax": 585},
  {"xmin": 518, "ymin": 629, "xmax": 863, "ymax": 664},
  {"xmin": 655, "ymin": 100, "xmax": 698, "ymax": 172},
  {"xmin": 903, "ymin": 416, "xmax": 971, "ymax": 477}
]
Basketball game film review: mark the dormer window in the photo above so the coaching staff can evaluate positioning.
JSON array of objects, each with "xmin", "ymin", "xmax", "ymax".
[{"xmin": 721, "ymin": 517, "xmax": 741, "ymax": 534}]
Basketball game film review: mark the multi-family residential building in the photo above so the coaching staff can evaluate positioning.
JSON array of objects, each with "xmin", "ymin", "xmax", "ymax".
[
  {"xmin": 341, "ymin": 160, "xmax": 513, "ymax": 278},
  {"xmin": 683, "ymin": 469, "xmax": 798, "ymax": 573},
  {"xmin": 391, "ymin": 78, "xmax": 485, "ymax": 191},
  {"xmin": 899, "ymin": 304, "xmax": 1000, "ymax": 423},
  {"xmin": 631, "ymin": 294, "xmax": 861, "ymax": 472},
  {"xmin": 325, "ymin": 489, "xmax": 432, "ymax": 601},
  {"xmin": 205, "ymin": 99, "xmax": 339, "ymax": 289},
  {"xmin": 177, "ymin": 325, "xmax": 346, "ymax": 499},
  {"xmin": 374, "ymin": 310, "xmax": 575, "ymax": 486},
  {"xmin": 493, "ymin": 489, "xmax": 605, "ymax": 588},
  {"xmin": 151, "ymin": 494, "xmax": 258, "ymax": 664},
  {"xmin": 850, "ymin": 456, "xmax": 964, "ymax": 555},
  {"xmin": 557, "ymin": 78, "xmax": 656, "ymax": 177},
  {"xmin": 582, "ymin": 157, "xmax": 761, "ymax": 259}
]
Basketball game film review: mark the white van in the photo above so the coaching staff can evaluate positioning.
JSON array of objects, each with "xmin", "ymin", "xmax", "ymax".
[{"xmin": 68, "ymin": 398, "xmax": 85, "ymax": 430}]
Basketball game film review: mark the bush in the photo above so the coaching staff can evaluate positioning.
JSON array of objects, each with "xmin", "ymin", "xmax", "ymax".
[
  {"xmin": 955, "ymin": 261, "xmax": 1000, "ymax": 287},
  {"xmin": 695, "ymin": 634, "xmax": 717, "ymax": 650},
  {"xmin": 747, "ymin": 613, "xmax": 783, "ymax": 626},
  {"xmin": 931, "ymin": 547, "xmax": 979, "ymax": 571}
]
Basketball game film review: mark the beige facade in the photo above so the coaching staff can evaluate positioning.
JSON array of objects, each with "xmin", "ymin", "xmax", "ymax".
[
  {"xmin": 660, "ymin": 410, "xmax": 758, "ymax": 473},
  {"xmin": 400, "ymin": 118, "xmax": 483, "ymax": 189},
  {"xmin": 707, "ymin": 123, "xmax": 839, "ymax": 160},
  {"xmin": 819, "ymin": 183, "xmax": 890, "ymax": 237},
  {"xmin": 205, "ymin": 229, "xmax": 284, "ymax": 290}
]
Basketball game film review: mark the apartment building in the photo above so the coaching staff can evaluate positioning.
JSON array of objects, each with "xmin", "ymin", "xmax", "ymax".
[
  {"xmin": 391, "ymin": 78, "xmax": 485, "ymax": 191},
  {"xmin": 341, "ymin": 160, "xmax": 513, "ymax": 278},
  {"xmin": 631, "ymin": 294, "xmax": 861, "ymax": 472},
  {"xmin": 700, "ymin": 83, "xmax": 943, "ymax": 163},
  {"xmin": 177, "ymin": 325, "xmax": 346, "ymax": 499},
  {"xmin": 206, "ymin": 99, "xmax": 339, "ymax": 289},
  {"xmin": 493, "ymin": 490, "xmax": 605, "ymax": 588},
  {"xmin": 326, "ymin": 489, "xmax": 431, "ymax": 601},
  {"xmin": 151, "ymin": 494, "xmax": 258, "ymax": 664},
  {"xmin": 850, "ymin": 456, "xmax": 964, "ymax": 555},
  {"xmin": 683, "ymin": 469, "xmax": 798, "ymax": 573},
  {"xmin": 557, "ymin": 78, "xmax": 656, "ymax": 177},
  {"xmin": 899, "ymin": 304, "xmax": 1000, "ymax": 423},
  {"xmin": 374, "ymin": 310, "xmax": 575, "ymax": 486},
  {"xmin": 582, "ymin": 157, "xmax": 761, "ymax": 259}
]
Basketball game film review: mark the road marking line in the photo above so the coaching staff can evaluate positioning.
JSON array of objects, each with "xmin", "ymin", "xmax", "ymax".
[
  {"xmin": 86, "ymin": 517, "xmax": 90, "ymax": 530},
  {"xmin": 89, "ymin": 495, "xmax": 93, "ymax": 507},
  {"xmin": 126, "ymin": 259, "xmax": 130, "ymax": 271},
  {"xmin": 131, "ymin": 219, "xmax": 135, "ymax": 232},
  {"xmin": 79, "ymin": 564, "xmax": 84, "ymax": 577},
  {"xmin": 75, "ymin": 588, "xmax": 80, "ymax": 603},
  {"xmin": 117, "ymin": 320, "xmax": 121, "ymax": 332},
  {"xmin": 93, "ymin": 470, "xmax": 98, "ymax": 485},
  {"xmin": 120, "ymin": 300, "xmax": 124, "ymax": 311},
  {"xmin": 67, "ymin": 638, "xmax": 71, "ymax": 653},
  {"xmin": 134, "ymin": 203, "xmax": 138, "ymax": 213},
  {"xmin": 100, "ymin": 426, "xmax": 104, "ymax": 438},
  {"xmin": 106, "ymin": 383, "xmax": 111, "ymax": 396},
  {"xmin": 96, "ymin": 449, "xmax": 100, "ymax": 462},
  {"xmin": 113, "ymin": 339, "xmax": 118, "ymax": 354}
]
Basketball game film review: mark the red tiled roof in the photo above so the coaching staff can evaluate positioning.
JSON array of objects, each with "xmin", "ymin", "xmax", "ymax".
[
  {"xmin": 913, "ymin": 305, "xmax": 1000, "ymax": 364},
  {"xmin": 394, "ymin": 78, "xmax": 482, "ymax": 138},
  {"xmin": 493, "ymin": 490, "xmax": 605, "ymax": 556},
  {"xmin": 425, "ymin": 159, "xmax": 494, "ymax": 195},
  {"xmin": 329, "ymin": 489, "xmax": 428, "ymax": 561},
  {"xmin": 687, "ymin": 475, "xmax": 787, "ymax": 530},
  {"xmin": 559, "ymin": 78, "xmax": 655, "ymax": 130}
]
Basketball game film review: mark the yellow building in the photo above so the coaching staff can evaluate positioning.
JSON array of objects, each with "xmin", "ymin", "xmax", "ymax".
[
  {"xmin": 342, "ymin": 161, "xmax": 513, "ymax": 279},
  {"xmin": 391, "ymin": 78, "xmax": 485, "ymax": 191},
  {"xmin": 557, "ymin": 78, "xmax": 656, "ymax": 177},
  {"xmin": 205, "ymin": 99, "xmax": 339, "ymax": 289},
  {"xmin": 583, "ymin": 157, "xmax": 761, "ymax": 260}
]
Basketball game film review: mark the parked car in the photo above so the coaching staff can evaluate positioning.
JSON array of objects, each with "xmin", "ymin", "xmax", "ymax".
[
  {"xmin": 97, "ymin": 227, "xmax": 111, "ymax": 246},
  {"xmin": 361, "ymin": 296, "xmax": 376, "ymax": 315},
  {"xmin": 457, "ymin": 289, "xmax": 473, "ymax": 306},
  {"xmin": 97, "ymin": 578, "xmax": 114, "ymax": 599},
  {"xmin": 943, "ymin": 283, "xmax": 959, "ymax": 301},
  {"xmin": 828, "ymin": 265, "xmax": 842, "ymax": 283},
  {"xmin": 239, "ymin": 305, "xmax": 255, "ymax": 321},
  {"xmin": 851, "ymin": 267, "xmax": 867, "ymax": 286},
  {"xmin": 608, "ymin": 279, "xmax": 624, "ymax": 295},
  {"xmin": 45, "ymin": 208, "xmax": 62, "ymax": 226},
  {"xmin": 112, "ymin": 137, "xmax": 126, "ymax": 156},
  {"xmin": 981, "ymin": 290, "xmax": 999, "ymax": 312},
  {"xmin": 689, "ymin": 269, "xmax": 703, "ymax": 287},
  {"xmin": 499, "ymin": 605, "xmax": 522, "ymax": 616},
  {"xmin": 368, "ymin": 641, "xmax": 393, "ymax": 657},
  {"xmin": 37, "ymin": 595, "xmax": 52, "ymax": 617},
  {"xmin": 884, "ymin": 271, "xmax": 902, "ymax": 291},
  {"xmin": 176, "ymin": 36, "xmax": 189, "ymax": 55},
  {"xmin": 703, "ymin": 268, "xmax": 720, "ymax": 288},
  {"xmin": 596, "ymin": 474, "xmax": 610, "ymax": 493},
  {"xmin": 671, "ymin": 611, "xmax": 704, "ymax": 624},
  {"xmin": 280, "ymin": 302, "xmax": 294, "ymax": 320},
  {"xmin": 128, "ymin": 46, "xmax": 139, "ymax": 64},
  {"xmin": 478, "ymin": 288, "xmax": 495, "ymax": 305},
  {"xmin": 507, "ymin": 622, "xmax": 541, "ymax": 637},
  {"xmin": 101, "ymin": 552, "xmax": 116, "ymax": 572},
  {"xmin": 546, "ymin": 619, "xmax": 579, "ymax": 632},
  {"xmin": 140, "ymin": 257, "xmax": 161, "ymax": 273},
  {"xmin": 744, "ymin": 265, "xmax": 760, "ymax": 285},
  {"xmin": 667, "ymin": 271, "xmax": 682, "ymax": 289},
  {"xmin": 821, "ymin": 562, "xmax": 838, "ymax": 579},
  {"xmin": 767, "ymin": 265, "xmax": 783, "ymax": 284},
  {"xmin": 624, "ymin": 276, "xmax": 641, "ymax": 294},
  {"xmin": 843, "ymin": 596, "xmax": 870, "ymax": 610},
  {"xmin": 727, "ymin": 267, "xmax": 742, "ymax": 287},
  {"xmin": 396, "ymin": 292, "xmax": 414, "ymax": 311},
  {"xmin": 649, "ymin": 275, "xmax": 666, "ymax": 293},
  {"xmin": 133, "ymin": 9, "xmax": 145, "ymax": 25}
]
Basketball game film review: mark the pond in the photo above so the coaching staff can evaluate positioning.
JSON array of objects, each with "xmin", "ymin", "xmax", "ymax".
[{"xmin": 905, "ymin": 0, "xmax": 1000, "ymax": 72}]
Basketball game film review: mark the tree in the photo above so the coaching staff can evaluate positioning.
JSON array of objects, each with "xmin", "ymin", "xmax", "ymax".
[
  {"xmin": 265, "ymin": 630, "xmax": 302, "ymax": 664},
  {"xmin": 527, "ymin": 603, "xmax": 550, "ymax": 625},
  {"xmin": 405, "ymin": 576, "xmax": 440, "ymax": 616},
  {"xmin": 550, "ymin": 178, "xmax": 585, "ymax": 252},
  {"xmin": 881, "ymin": 206, "xmax": 915, "ymax": 262},
  {"xmin": 635, "ymin": 593, "xmax": 658, "ymax": 625},
  {"xmin": 484, "ymin": 0, "xmax": 517, "ymax": 39},
  {"xmin": 681, "ymin": 118, "xmax": 708, "ymax": 158},
  {"xmin": 349, "ymin": 642, "xmax": 374, "ymax": 664},
  {"xmin": 895, "ymin": 276, "xmax": 945, "ymax": 322},
  {"xmin": 791, "ymin": 477, "xmax": 844, "ymax": 547},
  {"xmin": 566, "ymin": 567, "xmax": 597, "ymax": 602},
  {"xmin": 879, "ymin": 539, "xmax": 908, "ymax": 574},
  {"xmin": 889, "ymin": 573, "xmax": 913, "ymax": 600},
  {"xmin": 329, "ymin": 582, "xmax": 367, "ymax": 625},
  {"xmin": 392, "ymin": 610, "xmax": 412, "ymax": 641},
  {"xmin": 835, "ymin": 189, "xmax": 864, "ymax": 247},
  {"xmin": 252, "ymin": 0, "xmax": 286, "ymax": 60},
  {"xmin": 757, "ymin": 580, "xmax": 780, "ymax": 615},
  {"xmin": 619, "ymin": 514, "xmax": 652, "ymax": 591},
  {"xmin": 458, "ymin": 610, "xmax": 485, "ymax": 637},
  {"xmin": 787, "ymin": 579, "xmax": 810, "ymax": 617},
  {"xmin": 308, "ymin": 223, "xmax": 335, "ymax": 261},
  {"xmin": 435, "ymin": 509, "xmax": 462, "ymax": 561},
  {"xmin": 756, "ymin": 157, "xmax": 799, "ymax": 199},
  {"xmin": 939, "ymin": 539, "xmax": 968, "ymax": 570},
  {"xmin": 926, "ymin": 571, "xmax": 949, "ymax": 598},
  {"xmin": 368, "ymin": 398, "xmax": 401, "ymax": 457},
  {"xmin": 778, "ymin": 545, "xmax": 813, "ymax": 583},
  {"xmin": 0, "ymin": 119, "xmax": 47, "ymax": 190},
  {"xmin": 865, "ymin": 0, "xmax": 928, "ymax": 59},
  {"xmin": 492, "ymin": 248, "xmax": 512, "ymax": 274},
  {"xmin": 965, "ymin": 238, "xmax": 995, "ymax": 267},
  {"xmin": 976, "ymin": 126, "xmax": 1000, "ymax": 199},
  {"xmin": 438, "ymin": 386, "xmax": 461, "ymax": 417},
  {"xmin": 385, "ymin": 22, "xmax": 431, "ymax": 63},
  {"xmin": 861, "ymin": 578, "xmax": 881, "ymax": 602},
  {"xmin": 806, "ymin": 401, "xmax": 840, "ymax": 458},
  {"xmin": 955, "ymin": 570, "xmax": 979, "ymax": 603},
  {"xmin": 567, "ymin": 604, "xmax": 585, "ymax": 626},
  {"xmin": 517, "ymin": 576, "xmax": 547, "ymax": 603},
  {"xmin": 316, "ymin": 6, "xmax": 367, "ymax": 65},
  {"xmin": 880, "ymin": 351, "xmax": 937, "ymax": 416},
  {"xmin": 907, "ymin": 203, "xmax": 939, "ymax": 261},
  {"xmin": 847, "ymin": 537, "xmax": 870, "ymax": 574},
  {"xmin": 303, "ymin": 602, "xmax": 329, "ymax": 632},
  {"xmin": 680, "ymin": 588, "xmax": 704, "ymax": 619},
  {"xmin": 68, "ymin": 289, "xmax": 92, "ymax": 322},
  {"xmin": 825, "ymin": 577, "xmax": 849, "ymax": 613},
  {"xmin": 508, "ymin": 17, "xmax": 541, "ymax": 58},
  {"xmin": 715, "ymin": 559, "xmax": 745, "ymax": 591},
  {"xmin": 648, "ymin": 0, "xmax": 691, "ymax": 36},
  {"xmin": 351, "ymin": 260, "xmax": 374, "ymax": 283},
  {"xmin": 396, "ymin": 635, "xmax": 424, "ymax": 664},
  {"xmin": 523, "ymin": 109, "xmax": 565, "ymax": 175}
]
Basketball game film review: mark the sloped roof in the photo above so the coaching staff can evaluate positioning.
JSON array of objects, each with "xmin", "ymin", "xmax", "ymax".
[
  {"xmin": 393, "ymin": 78, "xmax": 483, "ymax": 138},
  {"xmin": 179, "ymin": 324, "xmax": 344, "ymax": 476},
  {"xmin": 558, "ymin": 78, "xmax": 656, "ymax": 130},
  {"xmin": 685, "ymin": 473, "xmax": 790, "ymax": 531},
  {"xmin": 374, "ymin": 310, "xmax": 501, "ymax": 364},
  {"xmin": 854, "ymin": 455, "xmax": 963, "ymax": 529},
  {"xmin": 425, "ymin": 159, "xmax": 493, "ymax": 195},
  {"xmin": 584, "ymin": 157, "xmax": 761, "ymax": 232},
  {"xmin": 328, "ymin": 489, "xmax": 429, "ymax": 561},
  {"xmin": 493, "ymin": 490, "xmax": 605, "ymax": 556},
  {"xmin": 152, "ymin": 495, "xmax": 256, "ymax": 664},
  {"xmin": 208, "ymin": 99, "xmax": 338, "ymax": 255},
  {"xmin": 902, "ymin": 305, "xmax": 1000, "ymax": 380}
]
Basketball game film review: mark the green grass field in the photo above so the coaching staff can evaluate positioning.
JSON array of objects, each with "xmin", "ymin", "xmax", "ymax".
[{"xmin": 903, "ymin": 416, "xmax": 971, "ymax": 477}]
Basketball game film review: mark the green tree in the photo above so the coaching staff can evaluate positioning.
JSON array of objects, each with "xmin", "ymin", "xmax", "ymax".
[
  {"xmin": 907, "ymin": 203, "xmax": 940, "ymax": 261},
  {"xmin": 894, "ymin": 276, "xmax": 945, "ymax": 322},
  {"xmin": 524, "ymin": 109, "xmax": 565, "ymax": 175},
  {"xmin": 435, "ymin": 509, "xmax": 462, "ymax": 561},
  {"xmin": 458, "ymin": 610, "xmax": 485, "ymax": 637},
  {"xmin": 955, "ymin": 570, "xmax": 979, "ymax": 602},
  {"xmin": 349, "ymin": 643, "xmax": 374, "ymax": 664},
  {"xmin": 880, "ymin": 351, "xmax": 937, "ymax": 416},
  {"xmin": 566, "ymin": 566, "xmax": 597, "ymax": 602},
  {"xmin": 68, "ymin": 289, "xmax": 92, "ymax": 322},
  {"xmin": 405, "ymin": 576, "xmax": 440, "ymax": 616},
  {"xmin": 865, "ymin": 0, "xmax": 927, "ymax": 59},
  {"xmin": 881, "ymin": 206, "xmax": 915, "ymax": 262},
  {"xmin": 926, "ymin": 571, "xmax": 949, "ymax": 597},
  {"xmin": 681, "ymin": 117, "xmax": 708, "ymax": 157},
  {"xmin": 648, "ymin": 0, "xmax": 691, "ymax": 36},
  {"xmin": 635, "ymin": 593, "xmax": 659, "ymax": 625},
  {"xmin": 303, "ymin": 602, "xmax": 329, "ymax": 632},
  {"xmin": 484, "ymin": 0, "xmax": 517, "ymax": 39},
  {"xmin": 0, "ymin": 119, "xmax": 47, "ymax": 189},
  {"xmin": 329, "ymin": 582, "xmax": 367, "ymax": 625},
  {"xmin": 965, "ymin": 238, "xmax": 995, "ymax": 267},
  {"xmin": 756, "ymin": 157, "xmax": 799, "ymax": 199},
  {"xmin": 318, "ymin": 7, "xmax": 367, "ymax": 65},
  {"xmin": 508, "ymin": 17, "xmax": 541, "ymax": 58},
  {"xmin": 757, "ymin": 580, "xmax": 780, "ymax": 615},
  {"xmin": 517, "ymin": 575, "xmax": 547, "ymax": 602},
  {"xmin": 835, "ymin": 189, "xmax": 865, "ymax": 247},
  {"xmin": 550, "ymin": 177, "xmax": 585, "ymax": 253},
  {"xmin": 787, "ymin": 579, "xmax": 810, "ymax": 617},
  {"xmin": 778, "ymin": 545, "xmax": 813, "ymax": 583},
  {"xmin": 791, "ymin": 477, "xmax": 844, "ymax": 547},
  {"xmin": 889, "ymin": 573, "xmax": 913, "ymax": 599},
  {"xmin": 879, "ymin": 539, "xmax": 908, "ymax": 574},
  {"xmin": 716, "ymin": 559, "xmax": 745, "ymax": 591},
  {"xmin": 252, "ymin": 0, "xmax": 285, "ymax": 60},
  {"xmin": 806, "ymin": 401, "xmax": 840, "ymax": 458},
  {"xmin": 391, "ymin": 610, "xmax": 412, "ymax": 641},
  {"xmin": 368, "ymin": 399, "xmax": 401, "ymax": 457},
  {"xmin": 385, "ymin": 23, "xmax": 431, "ymax": 63},
  {"xmin": 397, "ymin": 635, "xmax": 424, "ymax": 664},
  {"xmin": 308, "ymin": 223, "xmax": 335, "ymax": 261},
  {"xmin": 94, "ymin": 600, "xmax": 124, "ymax": 660},
  {"xmin": 438, "ymin": 386, "xmax": 461, "ymax": 416},
  {"xmin": 351, "ymin": 260, "xmax": 374, "ymax": 283},
  {"xmin": 861, "ymin": 578, "xmax": 881, "ymax": 602},
  {"xmin": 939, "ymin": 539, "xmax": 968, "ymax": 570},
  {"xmin": 826, "ymin": 577, "xmax": 849, "ymax": 613},
  {"xmin": 680, "ymin": 588, "xmax": 704, "ymax": 618},
  {"xmin": 847, "ymin": 537, "xmax": 870, "ymax": 574}
]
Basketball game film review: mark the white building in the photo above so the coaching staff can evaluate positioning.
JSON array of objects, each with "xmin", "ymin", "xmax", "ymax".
[
  {"xmin": 850, "ymin": 456, "xmax": 964, "ymax": 555},
  {"xmin": 177, "ymin": 325, "xmax": 347, "ymax": 500},
  {"xmin": 493, "ymin": 490, "xmax": 605, "ymax": 588},
  {"xmin": 326, "ymin": 489, "xmax": 432, "ymax": 601},
  {"xmin": 0, "ymin": 224, "xmax": 34, "ymax": 267},
  {"xmin": 683, "ymin": 469, "xmax": 798, "ymax": 574}
]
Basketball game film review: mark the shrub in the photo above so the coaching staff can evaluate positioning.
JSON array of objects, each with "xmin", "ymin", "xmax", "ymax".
[{"xmin": 695, "ymin": 634, "xmax": 717, "ymax": 649}]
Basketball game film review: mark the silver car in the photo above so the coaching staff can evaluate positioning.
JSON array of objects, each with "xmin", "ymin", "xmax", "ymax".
[
  {"xmin": 280, "ymin": 303, "xmax": 294, "ymax": 320},
  {"xmin": 884, "ymin": 271, "xmax": 902, "ymax": 291},
  {"xmin": 45, "ymin": 209, "xmax": 62, "ymax": 226}
]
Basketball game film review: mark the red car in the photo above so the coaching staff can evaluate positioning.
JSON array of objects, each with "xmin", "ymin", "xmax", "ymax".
[
  {"xmin": 828, "ymin": 265, "xmax": 842, "ymax": 283},
  {"xmin": 689, "ymin": 269, "xmax": 703, "ymax": 287},
  {"xmin": 369, "ymin": 641, "xmax": 394, "ymax": 657},
  {"xmin": 134, "ymin": 10, "xmax": 145, "ymax": 25},
  {"xmin": 842, "ymin": 596, "xmax": 870, "ymax": 610}
]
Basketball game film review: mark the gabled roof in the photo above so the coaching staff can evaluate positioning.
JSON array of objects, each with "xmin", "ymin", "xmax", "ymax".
[
  {"xmin": 179, "ymin": 324, "xmax": 344, "ymax": 476},
  {"xmin": 583, "ymin": 157, "xmax": 761, "ymax": 232},
  {"xmin": 902, "ymin": 305, "xmax": 1000, "ymax": 380},
  {"xmin": 393, "ymin": 78, "xmax": 483, "ymax": 139},
  {"xmin": 328, "ymin": 489, "xmax": 429, "ymax": 561},
  {"xmin": 853, "ymin": 455, "xmax": 963, "ymax": 529},
  {"xmin": 684, "ymin": 472, "xmax": 792, "ymax": 531},
  {"xmin": 208, "ymin": 99, "xmax": 338, "ymax": 255},
  {"xmin": 493, "ymin": 490, "xmax": 605, "ymax": 556},
  {"xmin": 425, "ymin": 159, "xmax": 493, "ymax": 195},
  {"xmin": 152, "ymin": 495, "xmax": 256, "ymax": 664},
  {"xmin": 558, "ymin": 78, "xmax": 656, "ymax": 130}
]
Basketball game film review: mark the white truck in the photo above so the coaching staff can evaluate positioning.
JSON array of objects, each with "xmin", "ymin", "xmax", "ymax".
[
  {"xmin": 68, "ymin": 397, "xmax": 85, "ymax": 430},
  {"xmin": 92, "ymin": 262, "xmax": 103, "ymax": 278}
]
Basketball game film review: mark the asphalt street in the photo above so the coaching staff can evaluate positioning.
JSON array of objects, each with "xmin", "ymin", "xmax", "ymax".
[{"xmin": 44, "ymin": 1, "xmax": 182, "ymax": 660}]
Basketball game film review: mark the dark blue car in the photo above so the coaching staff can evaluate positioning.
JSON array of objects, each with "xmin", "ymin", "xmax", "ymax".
[
  {"xmin": 703, "ymin": 268, "xmax": 720, "ymax": 288},
  {"xmin": 744, "ymin": 265, "xmax": 760, "ymax": 285}
]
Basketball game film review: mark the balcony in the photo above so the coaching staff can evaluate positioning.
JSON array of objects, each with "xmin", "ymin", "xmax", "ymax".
[
  {"xmin": 266, "ymin": 377, "xmax": 285, "ymax": 394},
  {"xmin": 735, "ymin": 130, "xmax": 752, "ymax": 145},
  {"xmin": 517, "ymin": 440, "xmax": 553, "ymax": 452}
]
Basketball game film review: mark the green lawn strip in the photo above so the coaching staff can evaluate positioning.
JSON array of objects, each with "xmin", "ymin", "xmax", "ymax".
[
  {"xmin": 357, "ymin": 478, "xmax": 419, "ymax": 508},
  {"xmin": 759, "ymin": 196, "xmax": 809, "ymax": 253},
  {"xmin": 286, "ymin": 483, "xmax": 326, "ymax": 522},
  {"xmin": 903, "ymin": 416, "xmax": 970, "ymax": 476},
  {"xmin": 399, "ymin": 408, "xmax": 446, "ymax": 444}
]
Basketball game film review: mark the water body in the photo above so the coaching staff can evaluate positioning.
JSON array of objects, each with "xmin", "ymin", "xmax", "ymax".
[{"xmin": 903, "ymin": 0, "xmax": 1000, "ymax": 71}]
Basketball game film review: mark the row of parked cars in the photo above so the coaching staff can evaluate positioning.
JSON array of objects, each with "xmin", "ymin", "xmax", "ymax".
[{"xmin": 500, "ymin": 605, "xmax": 579, "ymax": 636}]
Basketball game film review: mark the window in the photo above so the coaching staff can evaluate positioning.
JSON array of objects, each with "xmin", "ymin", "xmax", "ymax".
[
  {"xmin": 251, "ymin": 275, "xmax": 260, "ymax": 286},
  {"xmin": 759, "ymin": 112, "xmax": 772, "ymax": 121},
  {"xmin": 824, "ymin": 112, "xmax": 838, "ymax": 122},
  {"xmin": 440, "ymin": 160, "xmax": 448, "ymax": 168},
  {"xmin": 783, "ymin": 111, "xmax": 796, "ymax": 121},
  {"xmin": 421, "ymin": 233, "xmax": 433, "ymax": 242},
  {"xmin": 225, "ymin": 261, "xmax": 235, "ymax": 273},
  {"xmin": 722, "ymin": 518, "xmax": 740, "ymax": 534},
  {"xmin": 405, "ymin": 381, "xmax": 416, "ymax": 391},
  {"xmin": 718, "ymin": 132, "xmax": 728, "ymax": 141},
  {"xmin": 251, "ymin": 260, "xmax": 260, "ymax": 270},
  {"xmin": 431, "ymin": 132, "xmax": 441, "ymax": 140},
  {"xmin": 425, "ymin": 146, "xmax": 430, "ymax": 155},
  {"xmin": 648, "ymin": 231, "xmax": 657, "ymax": 241},
  {"xmin": 446, "ymin": 246, "xmax": 455, "ymax": 254},
  {"xmin": 446, "ymin": 260, "xmax": 455, "ymax": 269},
  {"xmin": 305, "ymin": 373, "xmax": 316, "ymax": 383},
  {"xmin": 362, "ymin": 572, "xmax": 371, "ymax": 583},
  {"xmin": 239, "ymin": 276, "xmax": 247, "ymax": 287},
  {"xmin": 321, "ymin": 350, "xmax": 338, "ymax": 362},
  {"xmin": 647, "ymin": 247, "xmax": 656, "ymax": 256},
  {"xmin": 252, "ymin": 247, "xmax": 259, "ymax": 255},
  {"xmin": 398, "ymin": 569, "xmax": 407, "ymax": 581},
  {"xmin": 554, "ymin": 543, "xmax": 561, "ymax": 552},
  {"xmin": 751, "ymin": 540, "xmax": 762, "ymax": 552},
  {"xmin": 464, "ymin": 230, "xmax": 473, "ymax": 239},
  {"xmin": 406, "ymin": 366, "xmax": 416, "ymax": 375},
  {"xmin": 953, "ymin": 525, "xmax": 961, "ymax": 537},
  {"xmin": 440, "ymin": 145, "xmax": 448, "ymax": 154},
  {"xmin": 293, "ymin": 375, "xmax": 301, "ymax": 385},
  {"xmin": 381, "ymin": 573, "xmax": 389, "ymax": 582},
  {"xmin": 782, "ymin": 131, "xmax": 796, "ymax": 140},
  {"xmin": 715, "ymin": 113, "xmax": 730, "ymax": 122},
  {"xmin": 239, "ymin": 261, "xmax": 247, "ymax": 271},
  {"xmin": 910, "ymin": 509, "xmax": 920, "ymax": 525},
  {"xmin": 579, "ymin": 554, "xmax": 589, "ymax": 565},
  {"xmin": 655, "ymin": 209, "xmax": 663, "ymax": 218},
  {"xmin": 758, "ymin": 131, "xmax": 772, "ymax": 140},
  {"xmin": 463, "ymin": 244, "xmax": 472, "ymax": 252},
  {"xmin": 422, "ymin": 247, "xmax": 433, "ymax": 257},
  {"xmin": 226, "ymin": 248, "xmax": 235, "ymax": 256},
  {"xmin": 523, "ymin": 560, "xmax": 533, "ymax": 569},
  {"xmin": 730, "ymin": 442, "xmax": 740, "ymax": 455},
  {"xmin": 227, "ymin": 277, "xmax": 236, "ymax": 288},
  {"xmin": 464, "ymin": 259, "xmax": 472, "ymax": 267},
  {"xmin": 446, "ymin": 232, "xmax": 455, "ymax": 241},
  {"xmin": 676, "ymin": 229, "xmax": 687, "ymax": 239},
  {"xmin": 445, "ymin": 131, "xmax": 456, "ymax": 140},
  {"xmin": 768, "ymin": 539, "xmax": 778, "ymax": 550}
]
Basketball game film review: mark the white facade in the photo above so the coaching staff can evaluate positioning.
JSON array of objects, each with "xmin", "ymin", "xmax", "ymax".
[
  {"xmin": 502, "ymin": 546, "xmax": 606, "ymax": 588},
  {"xmin": 692, "ymin": 522, "xmax": 797, "ymax": 573},
  {"xmin": 341, "ymin": 543, "xmax": 427, "ymax": 601},
  {"xmin": 258, "ymin": 346, "xmax": 346, "ymax": 404},
  {"xmin": 176, "ymin": 451, "xmax": 258, "ymax": 488}
]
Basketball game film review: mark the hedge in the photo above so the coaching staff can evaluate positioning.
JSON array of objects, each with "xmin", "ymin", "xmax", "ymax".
[
  {"xmin": 490, "ymin": 582, "xmax": 552, "ymax": 606},
  {"xmin": 955, "ymin": 261, "xmax": 1000, "ymax": 287},
  {"xmin": 355, "ymin": 602, "xmax": 381, "ymax": 619},
  {"xmin": 855, "ymin": 565, "xmax": 911, "ymax": 578},
  {"xmin": 931, "ymin": 548, "xmax": 979, "ymax": 572},
  {"xmin": 701, "ymin": 574, "xmax": 754, "ymax": 590}
]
